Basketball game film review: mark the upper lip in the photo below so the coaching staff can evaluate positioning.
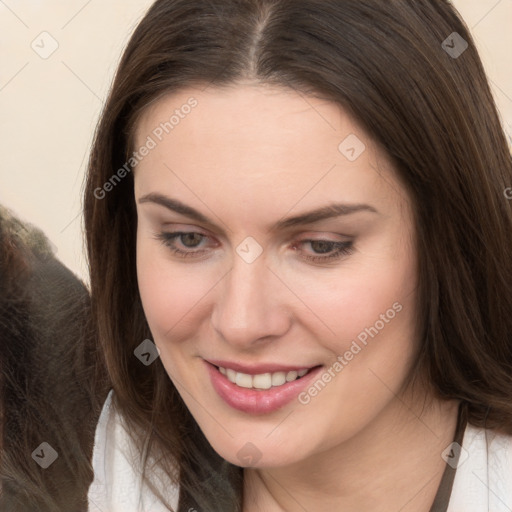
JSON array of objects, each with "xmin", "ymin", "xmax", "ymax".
[{"xmin": 205, "ymin": 359, "xmax": 320, "ymax": 375}]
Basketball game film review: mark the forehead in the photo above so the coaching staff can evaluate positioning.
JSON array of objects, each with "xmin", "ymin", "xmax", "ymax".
[
  {"xmin": 132, "ymin": 83, "xmax": 407, "ymax": 224},
  {"xmin": 135, "ymin": 82, "xmax": 352, "ymax": 152}
]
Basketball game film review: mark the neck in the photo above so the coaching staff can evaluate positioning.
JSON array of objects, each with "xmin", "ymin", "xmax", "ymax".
[{"xmin": 243, "ymin": 393, "xmax": 460, "ymax": 512}]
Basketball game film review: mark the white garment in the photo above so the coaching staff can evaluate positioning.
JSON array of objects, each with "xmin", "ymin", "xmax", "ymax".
[
  {"xmin": 87, "ymin": 390, "xmax": 180, "ymax": 512},
  {"xmin": 88, "ymin": 390, "xmax": 512, "ymax": 512},
  {"xmin": 447, "ymin": 422, "xmax": 512, "ymax": 511}
]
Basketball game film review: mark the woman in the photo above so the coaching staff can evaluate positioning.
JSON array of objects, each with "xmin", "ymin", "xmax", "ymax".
[{"xmin": 84, "ymin": 1, "xmax": 512, "ymax": 510}]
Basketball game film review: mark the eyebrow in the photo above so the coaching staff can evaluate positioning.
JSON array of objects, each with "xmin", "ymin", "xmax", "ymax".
[{"xmin": 138, "ymin": 192, "xmax": 378, "ymax": 231}]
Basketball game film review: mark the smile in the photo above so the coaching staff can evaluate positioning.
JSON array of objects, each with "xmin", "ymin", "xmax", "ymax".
[
  {"xmin": 217, "ymin": 366, "xmax": 310, "ymax": 390},
  {"xmin": 205, "ymin": 360, "xmax": 324, "ymax": 414}
]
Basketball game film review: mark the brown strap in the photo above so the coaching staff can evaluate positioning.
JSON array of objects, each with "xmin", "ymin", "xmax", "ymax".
[{"xmin": 429, "ymin": 402, "xmax": 469, "ymax": 512}]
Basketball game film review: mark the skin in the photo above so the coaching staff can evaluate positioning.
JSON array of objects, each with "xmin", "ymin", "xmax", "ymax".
[{"xmin": 133, "ymin": 82, "xmax": 460, "ymax": 511}]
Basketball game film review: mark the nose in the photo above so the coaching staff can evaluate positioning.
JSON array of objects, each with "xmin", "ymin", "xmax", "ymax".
[{"xmin": 211, "ymin": 252, "xmax": 291, "ymax": 349}]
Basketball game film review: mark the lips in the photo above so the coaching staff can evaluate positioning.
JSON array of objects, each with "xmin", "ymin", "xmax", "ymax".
[{"xmin": 205, "ymin": 360, "xmax": 324, "ymax": 414}]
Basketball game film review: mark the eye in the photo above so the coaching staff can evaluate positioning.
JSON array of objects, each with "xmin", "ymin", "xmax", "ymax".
[
  {"xmin": 293, "ymin": 239, "xmax": 354, "ymax": 263},
  {"xmin": 153, "ymin": 231, "xmax": 214, "ymax": 258}
]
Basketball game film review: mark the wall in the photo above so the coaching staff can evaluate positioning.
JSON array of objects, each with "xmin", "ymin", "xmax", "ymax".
[{"xmin": 1, "ymin": 0, "xmax": 511, "ymax": 284}]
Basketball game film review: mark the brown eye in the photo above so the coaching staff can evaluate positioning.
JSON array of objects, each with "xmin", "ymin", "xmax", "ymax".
[
  {"xmin": 309, "ymin": 240, "xmax": 334, "ymax": 254},
  {"xmin": 294, "ymin": 239, "xmax": 354, "ymax": 264},
  {"xmin": 153, "ymin": 231, "xmax": 213, "ymax": 259},
  {"xmin": 180, "ymin": 232, "xmax": 204, "ymax": 248}
]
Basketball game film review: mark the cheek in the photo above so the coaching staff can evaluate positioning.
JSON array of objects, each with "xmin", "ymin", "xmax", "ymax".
[
  {"xmin": 323, "ymin": 254, "xmax": 419, "ymax": 398},
  {"xmin": 289, "ymin": 254, "xmax": 417, "ymax": 353},
  {"xmin": 136, "ymin": 238, "xmax": 216, "ymax": 345},
  {"xmin": 294, "ymin": 269, "xmax": 418, "ymax": 449}
]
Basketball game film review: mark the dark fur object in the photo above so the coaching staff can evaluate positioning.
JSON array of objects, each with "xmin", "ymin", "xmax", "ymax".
[{"xmin": 0, "ymin": 205, "xmax": 110, "ymax": 511}]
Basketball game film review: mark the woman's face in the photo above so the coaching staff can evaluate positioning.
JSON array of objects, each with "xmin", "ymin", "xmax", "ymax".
[{"xmin": 134, "ymin": 82, "xmax": 419, "ymax": 468}]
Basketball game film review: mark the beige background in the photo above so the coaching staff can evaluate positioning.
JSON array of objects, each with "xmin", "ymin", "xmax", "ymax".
[{"xmin": 1, "ymin": 0, "xmax": 511, "ymax": 285}]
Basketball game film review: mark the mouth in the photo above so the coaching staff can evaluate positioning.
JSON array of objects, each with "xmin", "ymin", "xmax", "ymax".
[
  {"xmin": 205, "ymin": 360, "xmax": 325, "ymax": 414},
  {"xmin": 214, "ymin": 364, "xmax": 317, "ymax": 391}
]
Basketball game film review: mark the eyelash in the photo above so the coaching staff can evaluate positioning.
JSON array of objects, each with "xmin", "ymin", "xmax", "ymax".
[{"xmin": 153, "ymin": 231, "xmax": 354, "ymax": 263}]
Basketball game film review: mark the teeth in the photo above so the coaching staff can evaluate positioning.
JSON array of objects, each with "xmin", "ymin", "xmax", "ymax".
[
  {"xmin": 286, "ymin": 370, "xmax": 298, "ymax": 382},
  {"xmin": 218, "ymin": 366, "xmax": 311, "ymax": 390},
  {"xmin": 235, "ymin": 372, "xmax": 253, "ymax": 388},
  {"xmin": 271, "ymin": 372, "xmax": 286, "ymax": 387},
  {"xmin": 253, "ymin": 373, "xmax": 272, "ymax": 390}
]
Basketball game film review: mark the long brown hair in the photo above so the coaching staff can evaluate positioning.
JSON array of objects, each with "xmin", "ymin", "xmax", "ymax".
[{"xmin": 83, "ymin": 1, "xmax": 512, "ymax": 510}]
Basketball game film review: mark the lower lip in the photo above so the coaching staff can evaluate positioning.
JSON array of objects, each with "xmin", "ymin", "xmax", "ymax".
[{"xmin": 205, "ymin": 361, "xmax": 323, "ymax": 414}]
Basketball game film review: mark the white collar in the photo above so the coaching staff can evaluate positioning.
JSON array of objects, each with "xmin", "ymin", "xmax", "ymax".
[
  {"xmin": 88, "ymin": 390, "xmax": 512, "ymax": 511},
  {"xmin": 88, "ymin": 390, "xmax": 180, "ymax": 512},
  {"xmin": 447, "ymin": 421, "xmax": 512, "ymax": 511}
]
